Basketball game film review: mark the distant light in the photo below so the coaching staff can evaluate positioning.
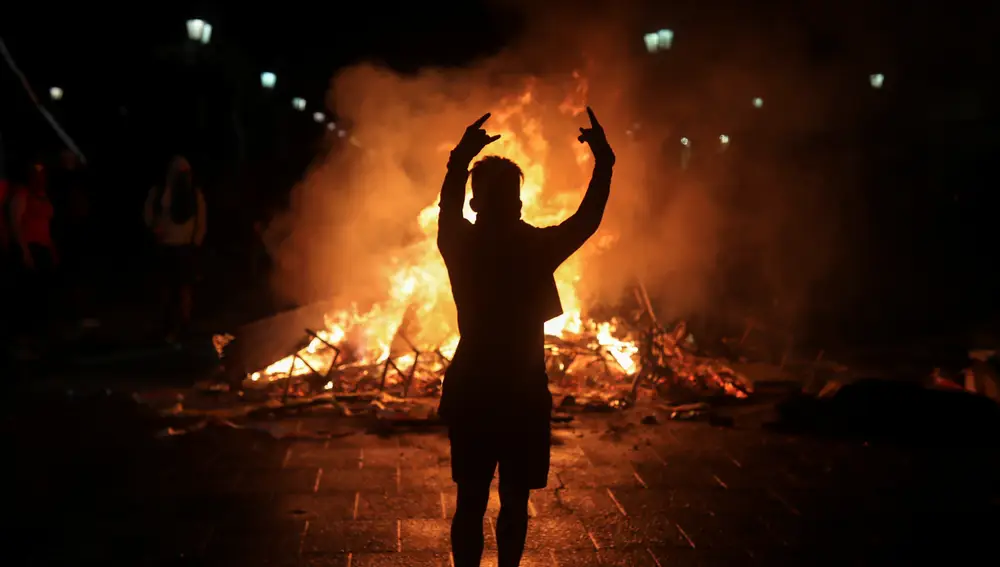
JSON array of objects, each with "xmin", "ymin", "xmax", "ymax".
[
  {"xmin": 327, "ymin": 122, "xmax": 336, "ymax": 131},
  {"xmin": 200, "ymin": 23, "xmax": 213, "ymax": 45},
  {"xmin": 643, "ymin": 33, "xmax": 659, "ymax": 54},
  {"xmin": 49, "ymin": 86, "xmax": 63, "ymax": 101},
  {"xmin": 656, "ymin": 29, "xmax": 674, "ymax": 50},
  {"xmin": 292, "ymin": 97, "xmax": 306, "ymax": 111},
  {"xmin": 186, "ymin": 19, "xmax": 204, "ymax": 41},
  {"xmin": 643, "ymin": 29, "xmax": 674, "ymax": 53},
  {"xmin": 869, "ymin": 73, "xmax": 884, "ymax": 89},
  {"xmin": 753, "ymin": 97, "xmax": 764, "ymax": 109},
  {"xmin": 313, "ymin": 111, "xmax": 325, "ymax": 123},
  {"xmin": 186, "ymin": 19, "xmax": 211, "ymax": 44},
  {"xmin": 337, "ymin": 129, "xmax": 347, "ymax": 138},
  {"xmin": 680, "ymin": 137, "xmax": 690, "ymax": 146},
  {"xmin": 719, "ymin": 134, "xmax": 730, "ymax": 144},
  {"xmin": 260, "ymin": 72, "xmax": 277, "ymax": 89}
]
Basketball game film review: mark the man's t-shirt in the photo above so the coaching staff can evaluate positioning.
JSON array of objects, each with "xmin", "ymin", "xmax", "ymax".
[
  {"xmin": 438, "ymin": 219, "xmax": 566, "ymax": 424},
  {"xmin": 435, "ymin": 160, "xmax": 612, "ymax": 426}
]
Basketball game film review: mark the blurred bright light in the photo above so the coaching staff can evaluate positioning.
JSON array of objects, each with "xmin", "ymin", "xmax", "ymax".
[
  {"xmin": 327, "ymin": 122, "xmax": 336, "ymax": 131},
  {"xmin": 643, "ymin": 33, "xmax": 658, "ymax": 53},
  {"xmin": 260, "ymin": 72, "xmax": 276, "ymax": 89},
  {"xmin": 719, "ymin": 134, "xmax": 730, "ymax": 144},
  {"xmin": 186, "ymin": 19, "xmax": 204, "ymax": 41},
  {"xmin": 200, "ymin": 23, "xmax": 213, "ymax": 45},
  {"xmin": 753, "ymin": 97, "xmax": 764, "ymax": 108},
  {"xmin": 657, "ymin": 29, "xmax": 674, "ymax": 50},
  {"xmin": 337, "ymin": 129, "xmax": 347, "ymax": 138},
  {"xmin": 49, "ymin": 86, "xmax": 63, "ymax": 101},
  {"xmin": 313, "ymin": 111, "xmax": 325, "ymax": 123},
  {"xmin": 869, "ymin": 73, "xmax": 884, "ymax": 89},
  {"xmin": 292, "ymin": 97, "xmax": 306, "ymax": 111},
  {"xmin": 643, "ymin": 29, "xmax": 674, "ymax": 53},
  {"xmin": 680, "ymin": 137, "xmax": 690, "ymax": 146},
  {"xmin": 186, "ymin": 19, "xmax": 211, "ymax": 44}
]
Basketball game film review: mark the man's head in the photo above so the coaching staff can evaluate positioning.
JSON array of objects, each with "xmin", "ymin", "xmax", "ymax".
[{"xmin": 469, "ymin": 156, "xmax": 523, "ymax": 223}]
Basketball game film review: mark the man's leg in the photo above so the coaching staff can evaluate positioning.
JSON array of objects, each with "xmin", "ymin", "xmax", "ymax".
[
  {"xmin": 496, "ymin": 481, "xmax": 530, "ymax": 567},
  {"xmin": 452, "ymin": 479, "xmax": 492, "ymax": 567},
  {"xmin": 449, "ymin": 425, "xmax": 496, "ymax": 567}
]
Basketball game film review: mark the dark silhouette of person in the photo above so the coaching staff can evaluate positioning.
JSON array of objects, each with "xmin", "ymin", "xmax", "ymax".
[{"xmin": 437, "ymin": 108, "xmax": 615, "ymax": 567}]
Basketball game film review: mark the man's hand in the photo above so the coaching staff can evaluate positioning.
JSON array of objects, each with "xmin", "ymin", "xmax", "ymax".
[
  {"xmin": 451, "ymin": 113, "xmax": 501, "ymax": 165},
  {"xmin": 577, "ymin": 107, "xmax": 615, "ymax": 167}
]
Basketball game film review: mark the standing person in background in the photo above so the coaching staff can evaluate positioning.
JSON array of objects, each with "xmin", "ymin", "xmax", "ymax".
[
  {"xmin": 9, "ymin": 161, "xmax": 59, "ymax": 355},
  {"xmin": 49, "ymin": 149, "xmax": 98, "ymax": 329},
  {"xmin": 143, "ymin": 156, "xmax": 207, "ymax": 343}
]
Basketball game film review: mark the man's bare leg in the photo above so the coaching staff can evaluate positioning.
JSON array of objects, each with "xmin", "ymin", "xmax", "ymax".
[
  {"xmin": 496, "ymin": 482, "xmax": 530, "ymax": 567},
  {"xmin": 452, "ymin": 479, "xmax": 492, "ymax": 567}
]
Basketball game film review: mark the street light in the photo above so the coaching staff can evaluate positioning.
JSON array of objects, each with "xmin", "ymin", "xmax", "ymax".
[
  {"xmin": 753, "ymin": 97, "xmax": 764, "ymax": 109},
  {"xmin": 719, "ymin": 134, "xmax": 730, "ymax": 145},
  {"xmin": 260, "ymin": 72, "xmax": 276, "ymax": 89},
  {"xmin": 313, "ymin": 111, "xmax": 325, "ymax": 123},
  {"xmin": 186, "ymin": 19, "xmax": 212, "ymax": 45},
  {"xmin": 869, "ymin": 73, "xmax": 884, "ymax": 89},
  {"xmin": 680, "ymin": 137, "xmax": 690, "ymax": 147},
  {"xmin": 49, "ymin": 86, "xmax": 63, "ymax": 101},
  {"xmin": 292, "ymin": 97, "xmax": 306, "ymax": 111}
]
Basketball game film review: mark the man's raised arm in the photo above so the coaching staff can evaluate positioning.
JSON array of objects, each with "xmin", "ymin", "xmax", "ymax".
[
  {"xmin": 542, "ymin": 107, "xmax": 616, "ymax": 268},
  {"xmin": 437, "ymin": 113, "xmax": 501, "ymax": 253}
]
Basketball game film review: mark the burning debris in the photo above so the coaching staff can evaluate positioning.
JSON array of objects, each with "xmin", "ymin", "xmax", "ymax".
[{"xmin": 214, "ymin": 308, "xmax": 751, "ymax": 410}]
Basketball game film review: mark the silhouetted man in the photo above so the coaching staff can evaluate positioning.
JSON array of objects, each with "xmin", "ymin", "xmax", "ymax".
[{"xmin": 437, "ymin": 108, "xmax": 614, "ymax": 567}]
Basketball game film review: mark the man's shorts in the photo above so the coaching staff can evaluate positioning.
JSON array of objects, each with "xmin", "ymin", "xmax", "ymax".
[{"xmin": 448, "ymin": 422, "xmax": 551, "ymax": 490}]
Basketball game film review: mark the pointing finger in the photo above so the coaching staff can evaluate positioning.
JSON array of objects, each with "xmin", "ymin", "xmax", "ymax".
[
  {"xmin": 472, "ymin": 112, "xmax": 492, "ymax": 129},
  {"xmin": 586, "ymin": 106, "xmax": 601, "ymax": 128},
  {"xmin": 486, "ymin": 134, "xmax": 501, "ymax": 144}
]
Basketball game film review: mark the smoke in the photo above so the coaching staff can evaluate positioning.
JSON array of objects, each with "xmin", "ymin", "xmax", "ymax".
[{"xmin": 265, "ymin": 0, "xmax": 854, "ymax": 340}]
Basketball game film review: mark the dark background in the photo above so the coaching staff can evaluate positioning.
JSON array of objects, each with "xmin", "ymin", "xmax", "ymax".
[{"xmin": 1, "ymin": 0, "xmax": 997, "ymax": 354}]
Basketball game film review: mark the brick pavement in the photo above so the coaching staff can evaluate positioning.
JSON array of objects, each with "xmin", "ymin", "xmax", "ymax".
[{"xmin": 11, "ymin": 410, "xmax": 1000, "ymax": 566}]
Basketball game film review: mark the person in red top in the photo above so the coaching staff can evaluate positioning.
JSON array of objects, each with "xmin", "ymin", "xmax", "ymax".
[
  {"xmin": 9, "ymin": 161, "xmax": 59, "ymax": 351},
  {"xmin": 10, "ymin": 161, "xmax": 58, "ymax": 271}
]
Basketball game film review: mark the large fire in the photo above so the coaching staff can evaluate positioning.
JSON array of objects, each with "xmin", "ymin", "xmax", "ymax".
[{"xmin": 236, "ymin": 76, "xmax": 749, "ymax": 402}]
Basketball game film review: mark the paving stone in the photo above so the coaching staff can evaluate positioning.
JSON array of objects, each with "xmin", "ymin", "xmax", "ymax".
[
  {"xmin": 527, "ymin": 489, "xmax": 574, "ymax": 517},
  {"xmin": 525, "ymin": 517, "xmax": 594, "ymax": 551},
  {"xmin": 400, "ymin": 467, "xmax": 453, "ymax": 492},
  {"xmin": 301, "ymin": 553, "xmax": 352, "ymax": 567},
  {"xmin": 596, "ymin": 548, "xmax": 663, "ymax": 566},
  {"xmin": 556, "ymin": 465, "xmax": 642, "ymax": 489},
  {"xmin": 352, "ymin": 551, "xmax": 450, "ymax": 566},
  {"xmin": 478, "ymin": 550, "xmax": 554, "ymax": 566},
  {"xmin": 551, "ymin": 488, "xmax": 620, "ymax": 517},
  {"xmin": 316, "ymin": 468, "xmax": 398, "ymax": 492},
  {"xmin": 359, "ymin": 491, "xmax": 445, "ymax": 519},
  {"xmin": 271, "ymin": 492, "xmax": 357, "ymax": 521},
  {"xmin": 329, "ymin": 434, "xmax": 402, "ymax": 449},
  {"xmin": 287, "ymin": 445, "xmax": 362, "ymax": 468},
  {"xmin": 578, "ymin": 514, "xmax": 648, "ymax": 550},
  {"xmin": 238, "ymin": 467, "xmax": 322, "ymax": 494},
  {"xmin": 550, "ymin": 445, "xmax": 593, "ymax": 469},
  {"xmin": 400, "ymin": 518, "xmax": 451, "ymax": 551},
  {"xmin": 362, "ymin": 447, "xmax": 405, "ymax": 469},
  {"xmin": 302, "ymin": 520, "xmax": 398, "ymax": 553}
]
